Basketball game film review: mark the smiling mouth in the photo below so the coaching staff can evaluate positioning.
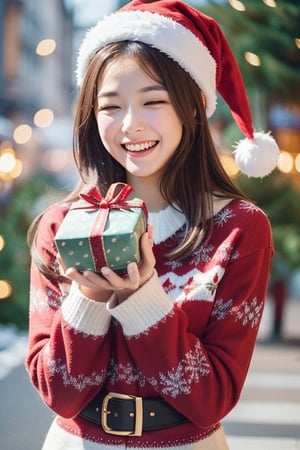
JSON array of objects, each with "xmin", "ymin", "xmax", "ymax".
[{"xmin": 122, "ymin": 140, "xmax": 158, "ymax": 152}]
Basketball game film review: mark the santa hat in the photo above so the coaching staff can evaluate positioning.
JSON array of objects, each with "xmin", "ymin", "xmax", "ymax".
[{"xmin": 76, "ymin": 0, "xmax": 279, "ymax": 177}]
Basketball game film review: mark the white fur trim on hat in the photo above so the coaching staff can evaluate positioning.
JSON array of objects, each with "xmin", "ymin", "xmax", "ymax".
[
  {"xmin": 76, "ymin": 10, "xmax": 217, "ymax": 117},
  {"xmin": 234, "ymin": 131, "xmax": 280, "ymax": 177}
]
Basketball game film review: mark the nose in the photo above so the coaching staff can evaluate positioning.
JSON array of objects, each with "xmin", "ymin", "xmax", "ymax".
[{"xmin": 121, "ymin": 107, "xmax": 143, "ymax": 135}]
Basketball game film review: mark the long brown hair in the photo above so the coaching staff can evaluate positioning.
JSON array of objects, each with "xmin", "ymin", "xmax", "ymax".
[{"xmin": 28, "ymin": 40, "xmax": 246, "ymax": 275}]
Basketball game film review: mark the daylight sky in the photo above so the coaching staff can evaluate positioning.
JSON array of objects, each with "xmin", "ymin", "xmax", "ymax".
[{"xmin": 63, "ymin": 0, "xmax": 212, "ymax": 27}]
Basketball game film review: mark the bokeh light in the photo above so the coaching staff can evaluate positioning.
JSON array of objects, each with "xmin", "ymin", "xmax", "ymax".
[
  {"xmin": 0, "ymin": 235, "xmax": 5, "ymax": 252},
  {"xmin": 229, "ymin": 0, "xmax": 246, "ymax": 12},
  {"xmin": 294, "ymin": 154, "xmax": 300, "ymax": 173},
  {"xmin": 220, "ymin": 154, "xmax": 240, "ymax": 177},
  {"xmin": 13, "ymin": 124, "xmax": 32, "ymax": 144},
  {"xmin": 245, "ymin": 51, "xmax": 261, "ymax": 66},
  {"xmin": 0, "ymin": 280, "xmax": 12, "ymax": 300},
  {"xmin": 34, "ymin": 108, "xmax": 54, "ymax": 128},
  {"xmin": 36, "ymin": 38, "xmax": 56, "ymax": 56},
  {"xmin": 0, "ymin": 147, "xmax": 23, "ymax": 180},
  {"xmin": 263, "ymin": 0, "xmax": 277, "ymax": 7},
  {"xmin": 277, "ymin": 151, "xmax": 294, "ymax": 173}
]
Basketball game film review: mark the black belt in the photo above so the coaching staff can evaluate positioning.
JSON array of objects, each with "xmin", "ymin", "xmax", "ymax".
[{"xmin": 79, "ymin": 392, "xmax": 187, "ymax": 436}]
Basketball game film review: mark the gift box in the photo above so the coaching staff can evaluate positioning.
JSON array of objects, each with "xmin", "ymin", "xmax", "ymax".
[{"xmin": 54, "ymin": 183, "xmax": 148, "ymax": 275}]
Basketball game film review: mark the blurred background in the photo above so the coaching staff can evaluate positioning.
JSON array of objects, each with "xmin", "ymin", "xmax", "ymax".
[
  {"xmin": 0, "ymin": 0, "xmax": 300, "ymax": 342},
  {"xmin": 0, "ymin": 2, "xmax": 300, "ymax": 449}
]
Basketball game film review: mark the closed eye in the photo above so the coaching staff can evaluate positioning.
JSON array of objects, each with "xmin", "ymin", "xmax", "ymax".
[
  {"xmin": 98, "ymin": 104, "xmax": 120, "ymax": 112},
  {"xmin": 144, "ymin": 100, "xmax": 168, "ymax": 106}
]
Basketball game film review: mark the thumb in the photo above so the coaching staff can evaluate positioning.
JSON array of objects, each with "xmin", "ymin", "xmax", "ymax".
[{"xmin": 140, "ymin": 231, "xmax": 156, "ymax": 272}]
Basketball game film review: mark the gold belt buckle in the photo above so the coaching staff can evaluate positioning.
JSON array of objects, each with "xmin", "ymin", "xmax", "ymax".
[{"xmin": 101, "ymin": 392, "xmax": 143, "ymax": 436}]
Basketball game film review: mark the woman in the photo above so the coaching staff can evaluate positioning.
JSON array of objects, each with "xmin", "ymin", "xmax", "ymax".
[{"xmin": 26, "ymin": 1, "xmax": 279, "ymax": 449}]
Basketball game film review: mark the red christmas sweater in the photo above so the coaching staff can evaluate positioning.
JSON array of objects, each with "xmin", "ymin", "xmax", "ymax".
[{"xmin": 26, "ymin": 199, "xmax": 273, "ymax": 449}]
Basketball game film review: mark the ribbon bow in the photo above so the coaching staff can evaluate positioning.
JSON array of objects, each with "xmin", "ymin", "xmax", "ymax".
[
  {"xmin": 71, "ymin": 182, "xmax": 148, "ymax": 272},
  {"xmin": 80, "ymin": 182, "xmax": 139, "ymax": 211}
]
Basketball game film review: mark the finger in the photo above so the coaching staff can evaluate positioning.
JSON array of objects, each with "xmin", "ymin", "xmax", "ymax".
[
  {"xmin": 100, "ymin": 266, "xmax": 139, "ymax": 291},
  {"xmin": 65, "ymin": 266, "xmax": 82, "ymax": 282},
  {"xmin": 100, "ymin": 266, "xmax": 124, "ymax": 287},
  {"xmin": 140, "ymin": 232, "xmax": 156, "ymax": 267},
  {"xmin": 138, "ymin": 232, "xmax": 156, "ymax": 283},
  {"xmin": 147, "ymin": 224, "xmax": 153, "ymax": 243},
  {"xmin": 66, "ymin": 267, "xmax": 109, "ymax": 290},
  {"xmin": 127, "ymin": 262, "xmax": 140, "ymax": 287},
  {"xmin": 56, "ymin": 253, "xmax": 67, "ymax": 274}
]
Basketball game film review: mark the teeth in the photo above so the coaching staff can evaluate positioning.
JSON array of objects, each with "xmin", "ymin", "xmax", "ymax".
[{"xmin": 124, "ymin": 141, "xmax": 156, "ymax": 152}]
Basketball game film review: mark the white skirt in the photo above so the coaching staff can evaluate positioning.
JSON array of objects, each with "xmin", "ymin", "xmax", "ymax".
[{"xmin": 42, "ymin": 418, "xmax": 229, "ymax": 450}]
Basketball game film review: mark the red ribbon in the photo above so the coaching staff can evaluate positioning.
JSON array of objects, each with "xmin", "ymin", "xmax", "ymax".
[{"xmin": 71, "ymin": 183, "xmax": 148, "ymax": 272}]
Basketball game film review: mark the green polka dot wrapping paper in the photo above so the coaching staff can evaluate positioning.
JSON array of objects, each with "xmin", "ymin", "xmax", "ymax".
[{"xmin": 54, "ymin": 183, "xmax": 148, "ymax": 275}]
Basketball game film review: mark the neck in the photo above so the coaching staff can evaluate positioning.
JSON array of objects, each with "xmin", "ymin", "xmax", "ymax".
[{"xmin": 126, "ymin": 175, "xmax": 168, "ymax": 212}]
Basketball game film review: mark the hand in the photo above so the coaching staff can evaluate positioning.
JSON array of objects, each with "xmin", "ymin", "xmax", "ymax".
[
  {"xmin": 101, "ymin": 228, "xmax": 155, "ymax": 303},
  {"xmin": 64, "ymin": 228, "xmax": 155, "ymax": 303}
]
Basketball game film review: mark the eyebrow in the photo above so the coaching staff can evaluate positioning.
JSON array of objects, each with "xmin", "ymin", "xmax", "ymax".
[{"xmin": 97, "ymin": 84, "xmax": 166, "ymax": 98}]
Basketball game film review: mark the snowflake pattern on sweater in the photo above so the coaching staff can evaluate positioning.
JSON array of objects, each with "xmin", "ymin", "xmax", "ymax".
[
  {"xmin": 148, "ymin": 341, "xmax": 210, "ymax": 398},
  {"xmin": 26, "ymin": 199, "xmax": 273, "ymax": 449}
]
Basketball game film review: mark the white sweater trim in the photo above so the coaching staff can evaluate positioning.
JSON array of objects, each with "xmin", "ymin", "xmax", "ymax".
[
  {"xmin": 107, "ymin": 272, "xmax": 173, "ymax": 336},
  {"xmin": 61, "ymin": 282, "xmax": 111, "ymax": 336},
  {"xmin": 148, "ymin": 205, "xmax": 186, "ymax": 244}
]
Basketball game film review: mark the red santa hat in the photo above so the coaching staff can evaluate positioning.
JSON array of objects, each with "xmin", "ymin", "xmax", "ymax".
[{"xmin": 76, "ymin": 0, "xmax": 279, "ymax": 177}]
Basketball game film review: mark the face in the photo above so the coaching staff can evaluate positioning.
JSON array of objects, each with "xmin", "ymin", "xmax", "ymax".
[{"xmin": 94, "ymin": 56, "xmax": 183, "ymax": 184}]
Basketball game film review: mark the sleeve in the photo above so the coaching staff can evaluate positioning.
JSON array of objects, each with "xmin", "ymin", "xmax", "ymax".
[
  {"xmin": 25, "ymin": 205, "xmax": 112, "ymax": 419},
  {"xmin": 107, "ymin": 208, "xmax": 273, "ymax": 428}
]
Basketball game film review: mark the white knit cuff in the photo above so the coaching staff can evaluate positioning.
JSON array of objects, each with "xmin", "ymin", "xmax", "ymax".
[
  {"xmin": 107, "ymin": 272, "xmax": 173, "ymax": 336},
  {"xmin": 61, "ymin": 282, "xmax": 111, "ymax": 336}
]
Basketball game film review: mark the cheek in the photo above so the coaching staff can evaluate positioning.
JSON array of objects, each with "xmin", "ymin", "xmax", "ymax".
[
  {"xmin": 165, "ymin": 114, "xmax": 183, "ymax": 144},
  {"xmin": 96, "ymin": 116, "xmax": 114, "ymax": 143},
  {"xmin": 95, "ymin": 115, "xmax": 122, "ymax": 161}
]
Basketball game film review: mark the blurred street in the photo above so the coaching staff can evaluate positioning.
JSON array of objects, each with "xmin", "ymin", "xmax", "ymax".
[
  {"xmin": 0, "ymin": 297, "xmax": 299, "ymax": 450},
  {"xmin": 224, "ymin": 296, "xmax": 300, "ymax": 450}
]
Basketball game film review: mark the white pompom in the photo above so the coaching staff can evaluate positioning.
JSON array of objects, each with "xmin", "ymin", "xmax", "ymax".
[{"xmin": 234, "ymin": 131, "xmax": 280, "ymax": 177}]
